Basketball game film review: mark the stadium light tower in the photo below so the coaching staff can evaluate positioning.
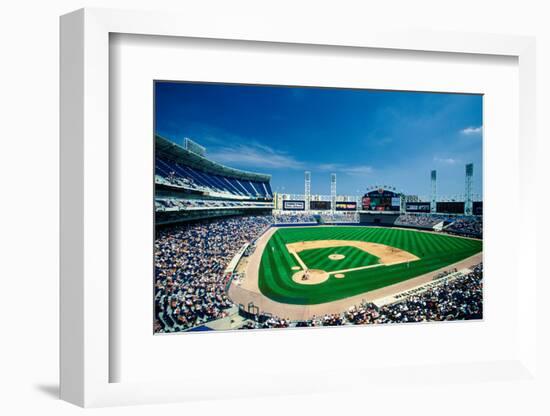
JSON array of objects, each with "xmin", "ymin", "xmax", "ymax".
[
  {"xmin": 430, "ymin": 170, "xmax": 437, "ymax": 213},
  {"xmin": 465, "ymin": 163, "xmax": 474, "ymax": 215},
  {"xmin": 331, "ymin": 173, "xmax": 337, "ymax": 213},
  {"xmin": 305, "ymin": 171, "xmax": 311, "ymax": 212}
]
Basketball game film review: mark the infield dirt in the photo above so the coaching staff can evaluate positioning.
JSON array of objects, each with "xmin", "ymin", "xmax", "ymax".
[{"xmin": 287, "ymin": 239, "xmax": 419, "ymax": 265}]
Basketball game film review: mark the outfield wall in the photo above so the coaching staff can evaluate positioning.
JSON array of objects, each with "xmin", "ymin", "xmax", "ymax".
[
  {"xmin": 359, "ymin": 212, "xmax": 400, "ymax": 225},
  {"xmin": 273, "ymin": 222, "xmax": 318, "ymax": 227}
]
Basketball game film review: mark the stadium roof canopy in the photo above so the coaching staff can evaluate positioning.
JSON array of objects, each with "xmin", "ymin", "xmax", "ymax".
[{"xmin": 156, "ymin": 135, "xmax": 271, "ymax": 182}]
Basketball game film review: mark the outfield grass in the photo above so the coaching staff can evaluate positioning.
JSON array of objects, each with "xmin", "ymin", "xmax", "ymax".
[{"xmin": 258, "ymin": 226, "xmax": 482, "ymax": 305}]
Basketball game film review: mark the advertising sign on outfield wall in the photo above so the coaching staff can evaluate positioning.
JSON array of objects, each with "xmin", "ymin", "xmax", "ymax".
[
  {"xmin": 283, "ymin": 200, "xmax": 305, "ymax": 210},
  {"xmin": 335, "ymin": 202, "xmax": 357, "ymax": 211},
  {"xmin": 406, "ymin": 202, "xmax": 431, "ymax": 212}
]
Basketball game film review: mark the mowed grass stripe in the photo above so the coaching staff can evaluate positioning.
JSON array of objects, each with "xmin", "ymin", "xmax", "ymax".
[
  {"xmin": 342, "ymin": 245, "xmax": 379, "ymax": 268},
  {"xmin": 258, "ymin": 226, "xmax": 482, "ymax": 304},
  {"xmin": 298, "ymin": 246, "xmax": 379, "ymax": 273}
]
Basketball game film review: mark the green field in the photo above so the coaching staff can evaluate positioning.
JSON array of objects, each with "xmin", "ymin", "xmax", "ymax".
[
  {"xmin": 299, "ymin": 246, "xmax": 380, "ymax": 272},
  {"xmin": 258, "ymin": 226, "xmax": 482, "ymax": 305}
]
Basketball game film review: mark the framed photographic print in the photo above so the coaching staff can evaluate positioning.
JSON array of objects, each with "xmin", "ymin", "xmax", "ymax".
[{"xmin": 60, "ymin": 7, "xmax": 539, "ymax": 408}]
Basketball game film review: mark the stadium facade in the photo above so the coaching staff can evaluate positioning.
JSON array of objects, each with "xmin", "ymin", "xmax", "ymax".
[
  {"xmin": 155, "ymin": 135, "xmax": 273, "ymax": 225},
  {"xmin": 156, "ymin": 135, "xmax": 482, "ymax": 227}
]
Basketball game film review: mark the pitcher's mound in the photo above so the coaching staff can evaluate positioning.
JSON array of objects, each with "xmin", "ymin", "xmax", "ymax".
[
  {"xmin": 291, "ymin": 266, "xmax": 301, "ymax": 270},
  {"xmin": 328, "ymin": 254, "xmax": 345, "ymax": 260},
  {"xmin": 334, "ymin": 273, "xmax": 345, "ymax": 279},
  {"xmin": 292, "ymin": 269, "xmax": 330, "ymax": 285}
]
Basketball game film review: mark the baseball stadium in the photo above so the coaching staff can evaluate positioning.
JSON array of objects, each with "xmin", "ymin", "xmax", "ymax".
[
  {"xmin": 154, "ymin": 134, "xmax": 483, "ymax": 333},
  {"xmin": 154, "ymin": 82, "xmax": 483, "ymax": 333}
]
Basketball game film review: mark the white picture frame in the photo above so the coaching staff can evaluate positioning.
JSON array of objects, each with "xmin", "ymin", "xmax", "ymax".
[{"xmin": 60, "ymin": 7, "xmax": 538, "ymax": 407}]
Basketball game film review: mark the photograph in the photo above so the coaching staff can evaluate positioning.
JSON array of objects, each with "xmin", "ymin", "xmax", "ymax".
[{"xmin": 154, "ymin": 81, "xmax": 483, "ymax": 334}]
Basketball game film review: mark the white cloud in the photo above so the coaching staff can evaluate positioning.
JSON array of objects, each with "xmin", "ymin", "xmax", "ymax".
[
  {"xmin": 460, "ymin": 126, "xmax": 482, "ymax": 136},
  {"xmin": 199, "ymin": 135, "xmax": 227, "ymax": 145},
  {"xmin": 433, "ymin": 156, "xmax": 458, "ymax": 165},
  {"xmin": 209, "ymin": 142, "xmax": 305, "ymax": 170},
  {"xmin": 199, "ymin": 128, "xmax": 375, "ymax": 175},
  {"xmin": 317, "ymin": 163, "xmax": 341, "ymax": 171},
  {"xmin": 340, "ymin": 165, "xmax": 374, "ymax": 176},
  {"xmin": 318, "ymin": 163, "xmax": 374, "ymax": 176}
]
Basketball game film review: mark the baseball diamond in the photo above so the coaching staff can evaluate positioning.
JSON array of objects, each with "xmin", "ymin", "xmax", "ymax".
[
  {"xmin": 258, "ymin": 226, "xmax": 482, "ymax": 304},
  {"xmin": 299, "ymin": 246, "xmax": 380, "ymax": 272}
]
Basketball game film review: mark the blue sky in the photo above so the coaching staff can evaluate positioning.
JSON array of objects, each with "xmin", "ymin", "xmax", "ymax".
[{"xmin": 155, "ymin": 82, "xmax": 482, "ymax": 199}]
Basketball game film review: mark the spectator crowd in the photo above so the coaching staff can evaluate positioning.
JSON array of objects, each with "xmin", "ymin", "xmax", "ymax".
[
  {"xmin": 395, "ymin": 213, "xmax": 482, "ymax": 238},
  {"xmin": 395, "ymin": 213, "xmax": 447, "ymax": 228},
  {"xmin": 273, "ymin": 212, "xmax": 317, "ymax": 224},
  {"xmin": 154, "ymin": 215, "xmax": 273, "ymax": 332},
  {"xmin": 155, "ymin": 197, "xmax": 272, "ymax": 212},
  {"xmin": 445, "ymin": 217, "xmax": 483, "ymax": 238},
  {"xmin": 345, "ymin": 263, "xmax": 483, "ymax": 324},
  {"xmin": 237, "ymin": 263, "xmax": 483, "ymax": 330},
  {"xmin": 319, "ymin": 212, "xmax": 359, "ymax": 223}
]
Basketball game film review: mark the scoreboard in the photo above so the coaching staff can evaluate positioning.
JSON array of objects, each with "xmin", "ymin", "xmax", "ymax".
[
  {"xmin": 310, "ymin": 200, "xmax": 331, "ymax": 210},
  {"xmin": 362, "ymin": 189, "xmax": 401, "ymax": 211},
  {"xmin": 436, "ymin": 201, "xmax": 465, "ymax": 214}
]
